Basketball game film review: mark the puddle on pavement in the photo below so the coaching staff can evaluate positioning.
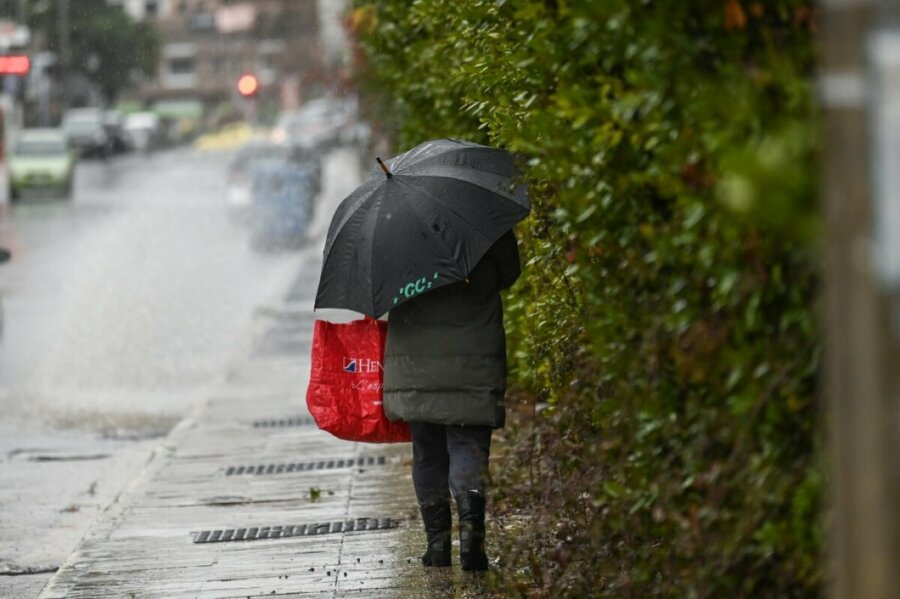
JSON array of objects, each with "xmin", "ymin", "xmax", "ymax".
[{"xmin": 49, "ymin": 407, "xmax": 180, "ymax": 439}]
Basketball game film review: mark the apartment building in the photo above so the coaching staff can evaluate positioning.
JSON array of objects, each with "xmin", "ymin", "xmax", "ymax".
[{"xmin": 112, "ymin": 0, "xmax": 321, "ymax": 106}]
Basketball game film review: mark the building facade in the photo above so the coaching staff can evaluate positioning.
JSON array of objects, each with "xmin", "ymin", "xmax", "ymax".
[{"xmin": 113, "ymin": 0, "xmax": 321, "ymax": 107}]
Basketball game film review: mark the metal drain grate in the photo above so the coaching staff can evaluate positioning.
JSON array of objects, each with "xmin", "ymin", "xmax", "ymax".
[
  {"xmin": 225, "ymin": 456, "xmax": 388, "ymax": 476},
  {"xmin": 251, "ymin": 416, "xmax": 317, "ymax": 428},
  {"xmin": 192, "ymin": 517, "xmax": 399, "ymax": 544}
]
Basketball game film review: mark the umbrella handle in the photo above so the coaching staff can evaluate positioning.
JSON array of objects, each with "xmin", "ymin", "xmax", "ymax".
[{"xmin": 376, "ymin": 157, "xmax": 393, "ymax": 178}]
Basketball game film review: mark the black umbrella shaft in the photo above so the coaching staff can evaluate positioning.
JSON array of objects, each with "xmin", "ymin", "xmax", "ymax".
[{"xmin": 376, "ymin": 157, "xmax": 393, "ymax": 178}]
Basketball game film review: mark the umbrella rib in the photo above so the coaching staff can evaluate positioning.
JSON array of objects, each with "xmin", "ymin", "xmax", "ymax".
[
  {"xmin": 394, "ymin": 178, "xmax": 488, "ymax": 275},
  {"xmin": 366, "ymin": 184, "xmax": 386, "ymax": 317},
  {"xmin": 390, "ymin": 139, "xmax": 459, "ymax": 172},
  {"xmin": 397, "ymin": 144, "xmax": 522, "ymax": 181},
  {"xmin": 405, "ymin": 168, "xmax": 527, "ymax": 207},
  {"xmin": 321, "ymin": 176, "xmax": 380, "ymax": 260},
  {"xmin": 316, "ymin": 209, "xmax": 365, "ymax": 314},
  {"xmin": 398, "ymin": 177, "xmax": 496, "ymax": 243}
]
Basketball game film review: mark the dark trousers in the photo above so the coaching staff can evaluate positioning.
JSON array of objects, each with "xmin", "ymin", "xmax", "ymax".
[{"xmin": 410, "ymin": 422, "xmax": 493, "ymax": 505}]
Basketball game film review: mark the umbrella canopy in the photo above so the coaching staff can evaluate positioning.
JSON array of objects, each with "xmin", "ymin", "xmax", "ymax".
[{"xmin": 315, "ymin": 138, "xmax": 530, "ymax": 317}]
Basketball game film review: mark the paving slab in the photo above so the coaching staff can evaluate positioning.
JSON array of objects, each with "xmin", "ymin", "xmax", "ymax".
[
  {"xmin": 36, "ymin": 352, "xmax": 435, "ymax": 599},
  {"xmin": 36, "ymin": 307, "xmax": 482, "ymax": 597}
]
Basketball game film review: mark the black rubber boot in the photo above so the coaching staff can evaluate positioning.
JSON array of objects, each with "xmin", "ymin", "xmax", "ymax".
[
  {"xmin": 419, "ymin": 501, "xmax": 452, "ymax": 567},
  {"xmin": 456, "ymin": 491, "xmax": 488, "ymax": 571}
]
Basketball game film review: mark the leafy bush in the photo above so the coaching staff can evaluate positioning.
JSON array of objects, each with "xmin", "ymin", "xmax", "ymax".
[{"xmin": 351, "ymin": 1, "xmax": 820, "ymax": 595}]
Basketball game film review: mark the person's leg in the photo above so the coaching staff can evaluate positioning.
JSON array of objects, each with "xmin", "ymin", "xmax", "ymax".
[
  {"xmin": 446, "ymin": 425, "xmax": 493, "ymax": 571},
  {"xmin": 410, "ymin": 422, "xmax": 452, "ymax": 567},
  {"xmin": 411, "ymin": 422, "xmax": 451, "ymax": 503}
]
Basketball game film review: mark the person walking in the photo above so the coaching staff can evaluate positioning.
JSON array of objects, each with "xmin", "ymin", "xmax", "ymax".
[{"xmin": 383, "ymin": 229, "xmax": 522, "ymax": 571}]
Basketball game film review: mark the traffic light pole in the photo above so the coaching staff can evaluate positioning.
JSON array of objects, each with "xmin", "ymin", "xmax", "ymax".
[
  {"xmin": 236, "ymin": 74, "xmax": 260, "ymax": 126},
  {"xmin": 240, "ymin": 96, "xmax": 257, "ymax": 127}
]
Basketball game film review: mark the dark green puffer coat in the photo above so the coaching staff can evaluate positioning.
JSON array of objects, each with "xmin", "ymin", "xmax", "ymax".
[{"xmin": 383, "ymin": 231, "xmax": 520, "ymax": 428}]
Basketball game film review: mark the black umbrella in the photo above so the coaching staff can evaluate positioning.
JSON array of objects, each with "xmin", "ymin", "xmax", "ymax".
[{"xmin": 314, "ymin": 138, "xmax": 530, "ymax": 317}]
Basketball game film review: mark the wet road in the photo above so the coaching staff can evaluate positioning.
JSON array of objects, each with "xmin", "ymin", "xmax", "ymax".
[
  {"xmin": 0, "ymin": 146, "xmax": 354, "ymax": 596},
  {"xmin": 0, "ymin": 148, "xmax": 300, "ymax": 414}
]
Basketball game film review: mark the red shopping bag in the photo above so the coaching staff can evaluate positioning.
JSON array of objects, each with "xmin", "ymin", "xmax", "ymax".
[{"xmin": 306, "ymin": 317, "xmax": 411, "ymax": 443}]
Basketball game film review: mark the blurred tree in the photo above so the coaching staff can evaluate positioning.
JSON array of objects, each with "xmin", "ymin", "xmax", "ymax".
[
  {"xmin": 0, "ymin": 0, "xmax": 19, "ymax": 20},
  {"xmin": 28, "ymin": 0, "xmax": 160, "ymax": 103}
]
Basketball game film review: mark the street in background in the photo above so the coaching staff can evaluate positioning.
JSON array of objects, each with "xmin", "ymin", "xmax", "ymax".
[{"xmin": 0, "ymin": 2, "xmax": 366, "ymax": 597}]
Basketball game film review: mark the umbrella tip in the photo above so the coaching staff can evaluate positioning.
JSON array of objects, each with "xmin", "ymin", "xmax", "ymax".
[{"xmin": 376, "ymin": 157, "xmax": 393, "ymax": 178}]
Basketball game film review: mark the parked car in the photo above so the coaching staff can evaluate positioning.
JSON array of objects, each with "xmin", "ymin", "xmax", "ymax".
[
  {"xmin": 272, "ymin": 97, "xmax": 371, "ymax": 151},
  {"xmin": 9, "ymin": 128, "xmax": 77, "ymax": 200},
  {"xmin": 123, "ymin": 111, "xmax": 162, "ymax": 153},
  {"xmin": 62, "ymin": 108, "xmax": 112, "ymax": 158},
  {"xmin": 271, "ymin": 98, "xmax": 346, "ymax": 150},
  {"xmin": 328, "ymin": 96, "xmax": 371, "ymax": 146}
]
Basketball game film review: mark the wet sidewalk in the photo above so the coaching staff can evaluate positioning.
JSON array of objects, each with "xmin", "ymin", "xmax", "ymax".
[
  {"xmin": 36, "ymin": 149, "xmax": 488, "ymax": 598},
  {"xmin": 38, "ymin": 294, "xmax": 438, "ymax": 598}
]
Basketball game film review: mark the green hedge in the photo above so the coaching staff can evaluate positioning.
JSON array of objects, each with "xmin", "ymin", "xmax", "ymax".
[{"xmin": 351, "ymin": 1, "xmax": 821, "ymax": 595}]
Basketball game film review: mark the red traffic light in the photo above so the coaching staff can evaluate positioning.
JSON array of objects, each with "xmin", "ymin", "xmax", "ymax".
[
  {"xmin": 237, "ymin": 74, "xmax": 259, "ymax": 97},
  {"xmin": 0, "ymin": 55, "xmax": 29, "ymax": 76}
]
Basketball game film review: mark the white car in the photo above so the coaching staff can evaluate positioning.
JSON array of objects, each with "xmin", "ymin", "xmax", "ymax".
[
  {"xmin": 123, "ymin": 112, "xmax": 162, "ymax": 152},
  {"xmin": 270, "ymin": 98, "xmax": 354, "ymax": 150}
]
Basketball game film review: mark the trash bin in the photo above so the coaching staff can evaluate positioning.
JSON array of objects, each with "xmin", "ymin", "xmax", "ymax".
[{"xmin": 248, "ymin": 160, "xmax": 316, "ymax": 250}]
